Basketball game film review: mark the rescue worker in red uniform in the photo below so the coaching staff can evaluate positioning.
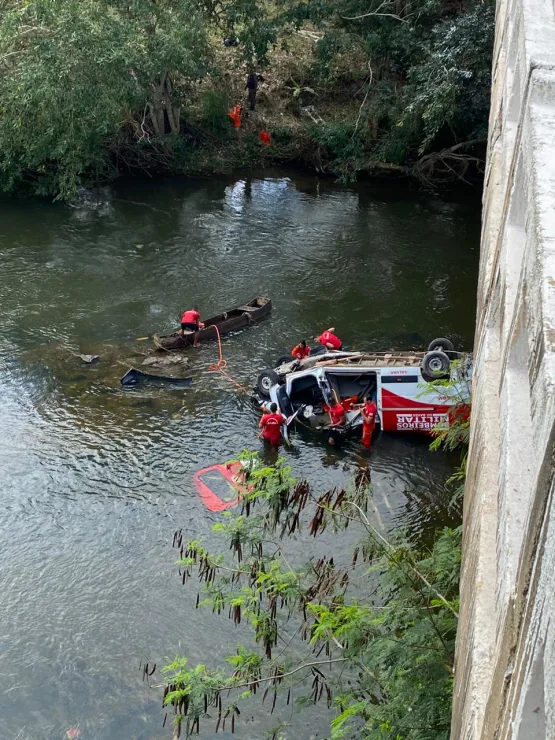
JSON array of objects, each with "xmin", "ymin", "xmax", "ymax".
[
  {"xmin": 361, "ymin": 395, "xmax": 377, "ymax": 449},
  {"xmin": 259, "ymin": 403, "xmax": 286, "ymax": 447},
  {"xmin": 180, "ymin": 305, "xmax": 205, "ymax": 347},
  {"xmin": 291, "ymin": 340, "xmax": 310, "ymax": 360},
  {"xmin": 228, "ymin": 104, "xmax": 243, "ymax": 128},
  {"xmin": 315, "ymin": 328, "xmax": 343, "ymax": 351},
  {"xmin": 259, "ymin": 129, "xmax": 271, "ymax": 146},
  {"xmin": 327, "ymin": 398, "xmax": 346, "ymax": 445}
]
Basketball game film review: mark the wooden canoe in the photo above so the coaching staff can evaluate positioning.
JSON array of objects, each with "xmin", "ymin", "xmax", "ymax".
[{"xmin": 153, "ymin": 296, "xmax": 272, "ymax": 350}]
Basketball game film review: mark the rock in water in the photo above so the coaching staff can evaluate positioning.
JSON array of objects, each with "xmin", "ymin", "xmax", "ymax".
[{"xmin": 78, "ymin": 354, "xmax": 100, "ymax": 364}]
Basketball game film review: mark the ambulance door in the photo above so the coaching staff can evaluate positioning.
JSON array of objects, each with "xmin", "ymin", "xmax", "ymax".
[{"xmin": 318, "ymin": 371, "xmax": 333, "ymax": 405}]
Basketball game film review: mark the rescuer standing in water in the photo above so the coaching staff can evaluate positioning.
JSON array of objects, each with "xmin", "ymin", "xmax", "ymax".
[
  {"xmin": 327, "ymin": 397, "xmax": 346, "ymax": 445},
  {"xmin": 361, "ymin": 395, "xmax": 377, "ymax": 448},
  {"xmin": 259, "ymin": 403, "xmax": 286, "ymax": 447}
]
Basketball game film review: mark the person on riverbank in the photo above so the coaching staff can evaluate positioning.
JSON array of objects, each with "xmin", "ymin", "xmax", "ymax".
[
  {"xmin": 180, "ymin": 306, "xmax": 204, "ymax": 347},
  {"xmin": 361, "ymin": 395, "xmax": 377, "ymax": 449},
  {"xmin": 291, "ymin": 340, "xmax": 310, "ymax": 360},
  {"xmin": 246, "ymin": 72, "xmax": 262, "ymax": 110},
  {"xmin": 228, "ymin": 104, "xmax": 242, "ymax": 128},
  {"xmin": 258, "ymin": 129, "xmax": 271, "ymax": 147},
  {"xmin": 315, "ymin": 328, "xmax": 343, "ymax": 351},
  {"xmin": 259, "ymin": 403, "xmax": 286, "ymax": 447}
]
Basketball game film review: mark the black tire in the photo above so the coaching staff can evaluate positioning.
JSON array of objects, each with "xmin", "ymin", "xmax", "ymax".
[
  {"xmin": 427, "ymin": 337, "xmax": 455, "ymax": 354},
  {"xmin": 421, "ymin": 351, "xmax": 451, "ymax": 381},
  {"xmin": 256, "ymin": 369, "xmax": 280, "ymax": 398},
  {"xmin": 275, "ymin": 354, "xmax": 292, "ymax": 367}
]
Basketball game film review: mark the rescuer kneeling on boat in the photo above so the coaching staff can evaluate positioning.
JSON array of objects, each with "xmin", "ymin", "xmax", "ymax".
[
  {"xmin": 291, "ymin": 339, "xmax": 310, "ymax": 360},
  {"xmin": 327, "ymin": 398, "xmax": 346, "ymax": 445},
  {"xmin": 259, "ymin": 403, "xmax": 286, "ymax": 447},
  {"xmin": 361, "ymin": 395, "xmax": 377, "ymax": 449},
  {"xmin": 315, "ymin": 327, "xmax": 343, "ymax": 351},
  {"xmin": 180, "ymin": 305, "xmax": 205, "ymax": 347}
]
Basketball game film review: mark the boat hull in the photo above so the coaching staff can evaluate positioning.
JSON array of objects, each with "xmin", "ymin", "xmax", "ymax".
[{"xmin": 153, "ymin": 296, "xmax": 271, "ymax": 350}]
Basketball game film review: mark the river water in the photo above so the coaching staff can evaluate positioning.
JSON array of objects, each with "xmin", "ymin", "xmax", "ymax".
[{"xmin": 0, "ymin": 172, "xmax": 480, "ymax": 740}]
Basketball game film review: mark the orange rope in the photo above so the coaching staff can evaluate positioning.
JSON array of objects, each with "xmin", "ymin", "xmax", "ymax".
[
  {"xmin": 208, "ymin": 324, "xmax": 227, "ymax": 371},
  {"xmin": 209, "ymin": 324, "xmax": 253, "ymax": 396}
]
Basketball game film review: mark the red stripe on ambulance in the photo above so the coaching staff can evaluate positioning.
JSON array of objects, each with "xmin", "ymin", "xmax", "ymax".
[{"xmin": 380, "ymin": 388, "xmax": 450, "ymax": 433}]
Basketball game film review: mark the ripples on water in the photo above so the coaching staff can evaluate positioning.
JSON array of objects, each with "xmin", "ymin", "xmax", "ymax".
[{"xmin": 0, "ymin": 173, "xmax": 479, "ymax": 739}]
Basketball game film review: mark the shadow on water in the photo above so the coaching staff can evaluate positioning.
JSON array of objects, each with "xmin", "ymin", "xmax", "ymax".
[{"xmin": 0, "ymin": 170, "xmax": 478, "ymax": 739}]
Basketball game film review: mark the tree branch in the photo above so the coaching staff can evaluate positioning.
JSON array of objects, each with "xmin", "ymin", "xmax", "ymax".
[
  {"xmin": 218, "ymin": 657, "xmax": 347, "ymax": 691},
  {"xmin": 154, "ymin": 658, "xmax": 347, "ymax": 693},
  {"xmin": 332, "ymin": 498, "xmax": 460, "ymax": 619},
  {"xmin": 342, "ymin": 1, "xmax": 411, "ymax": 23},
  {"xmin": 352, "ymin": 62, "xmax": 373, "ymax": 139}
]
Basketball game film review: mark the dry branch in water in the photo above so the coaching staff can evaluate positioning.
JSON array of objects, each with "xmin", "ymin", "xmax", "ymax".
[{"xmin": 414, "ymin": 141, "xmax": 486, "ymax": 186}]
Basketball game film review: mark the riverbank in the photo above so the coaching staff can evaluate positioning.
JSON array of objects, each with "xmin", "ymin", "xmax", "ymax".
[
  {"xmin": 0, "ymin": 0, "xmax": 493, "ymax": 199},
  {"xmin": 110, "ymin": 34, "xmax": 489, "ymax": 190},
  {"xmin": 114, "ymin": 123, "xmax": 487, "ymax": 189}
]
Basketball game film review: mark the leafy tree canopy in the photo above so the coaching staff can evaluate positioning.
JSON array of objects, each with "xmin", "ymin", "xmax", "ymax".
[
  {"xmin": 0, "ymin": 0, "xmax": 209, "ymax": 196},
  {"xmin": 0, "ymin": 0, "xmax": 494, "ymax": 196}
]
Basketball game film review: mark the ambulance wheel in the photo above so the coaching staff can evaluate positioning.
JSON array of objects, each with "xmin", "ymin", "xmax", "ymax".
[
  {"xmin": 427, "ymin": 337, "xmax": 454, "ymax": 355},
  {"xmin": 256, "ymin": 369, "xmax": 279, "ymax": 398},
  {"xmin": 421, "ymin": 351, "xmax": 451, "ymax": 381},
  {"xmin": 275, "ymin": 354, "xmax": 292, "ymax": 367}
]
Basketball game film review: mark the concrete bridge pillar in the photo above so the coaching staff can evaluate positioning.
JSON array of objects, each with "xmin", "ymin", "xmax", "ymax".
[{"xmin": 451, "ymin": 0, "xmax": 555, "ymax": 736}]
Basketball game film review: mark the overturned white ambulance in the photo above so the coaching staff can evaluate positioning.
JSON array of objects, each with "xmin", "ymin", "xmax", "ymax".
[{"xmin": 255, "ymin": 339, "xmax": 471, "ymax": 438}]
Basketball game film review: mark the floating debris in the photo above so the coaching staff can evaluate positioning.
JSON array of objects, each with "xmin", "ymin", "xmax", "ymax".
[{"xmin": 120, "ymin": 367, "xmax": 192, "ymax": 387}]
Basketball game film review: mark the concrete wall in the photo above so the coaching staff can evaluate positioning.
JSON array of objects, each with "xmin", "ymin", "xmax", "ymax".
[{"xmin": 451, "ymin": 0, "xmax": 555, "ymax": 736}]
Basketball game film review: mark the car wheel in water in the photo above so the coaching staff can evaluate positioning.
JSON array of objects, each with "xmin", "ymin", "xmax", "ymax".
[
  {"xmin": 275, "ymin": 354, "xmax": 292, "ymax": 367},
  {"xmin": 256, "ymin": 369, "xmax": 280, "ymax": 398}
]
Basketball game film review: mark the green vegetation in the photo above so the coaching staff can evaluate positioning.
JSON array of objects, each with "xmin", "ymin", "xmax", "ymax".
[
  {"xmin": 147, "ymin": 379, "xmax": 471, "ymax": 739},
  {"xmin": 0, "ymin": 0, "xmax": 494, "ymax": 198},
  {"xmin": 150, "ymin": 377, "xmax": 470, "ymax": 740},
  {"xmin": 156, "ymin": 453, "xmax": 462, "ymax": 739}
]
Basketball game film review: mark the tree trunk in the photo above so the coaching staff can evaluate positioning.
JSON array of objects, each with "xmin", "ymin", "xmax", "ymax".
[
  {"xmin": 149, "ymin": 75, "xmax": 166, "ymax": 137},
  {"xmin": 149, "ymin": 73, "xmax": 180, "ymax": 136},
  {"xmin": 164, "ymin": 75, "xmax": 180, "ymax": 134},
  {"xmin": 167, "ymin": 103, "xmax": 181, "ymax": 134}
]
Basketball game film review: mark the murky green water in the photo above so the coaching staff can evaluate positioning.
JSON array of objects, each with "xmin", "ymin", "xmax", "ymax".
[{"xmin": 0, "ymin": 172, "xmax": 479, "ymax": 739}]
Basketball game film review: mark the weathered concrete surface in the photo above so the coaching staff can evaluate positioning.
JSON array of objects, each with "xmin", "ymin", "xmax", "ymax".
[{"xmin": 451, "ymin": 0, "xmax": 555, "ymax": 736}]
